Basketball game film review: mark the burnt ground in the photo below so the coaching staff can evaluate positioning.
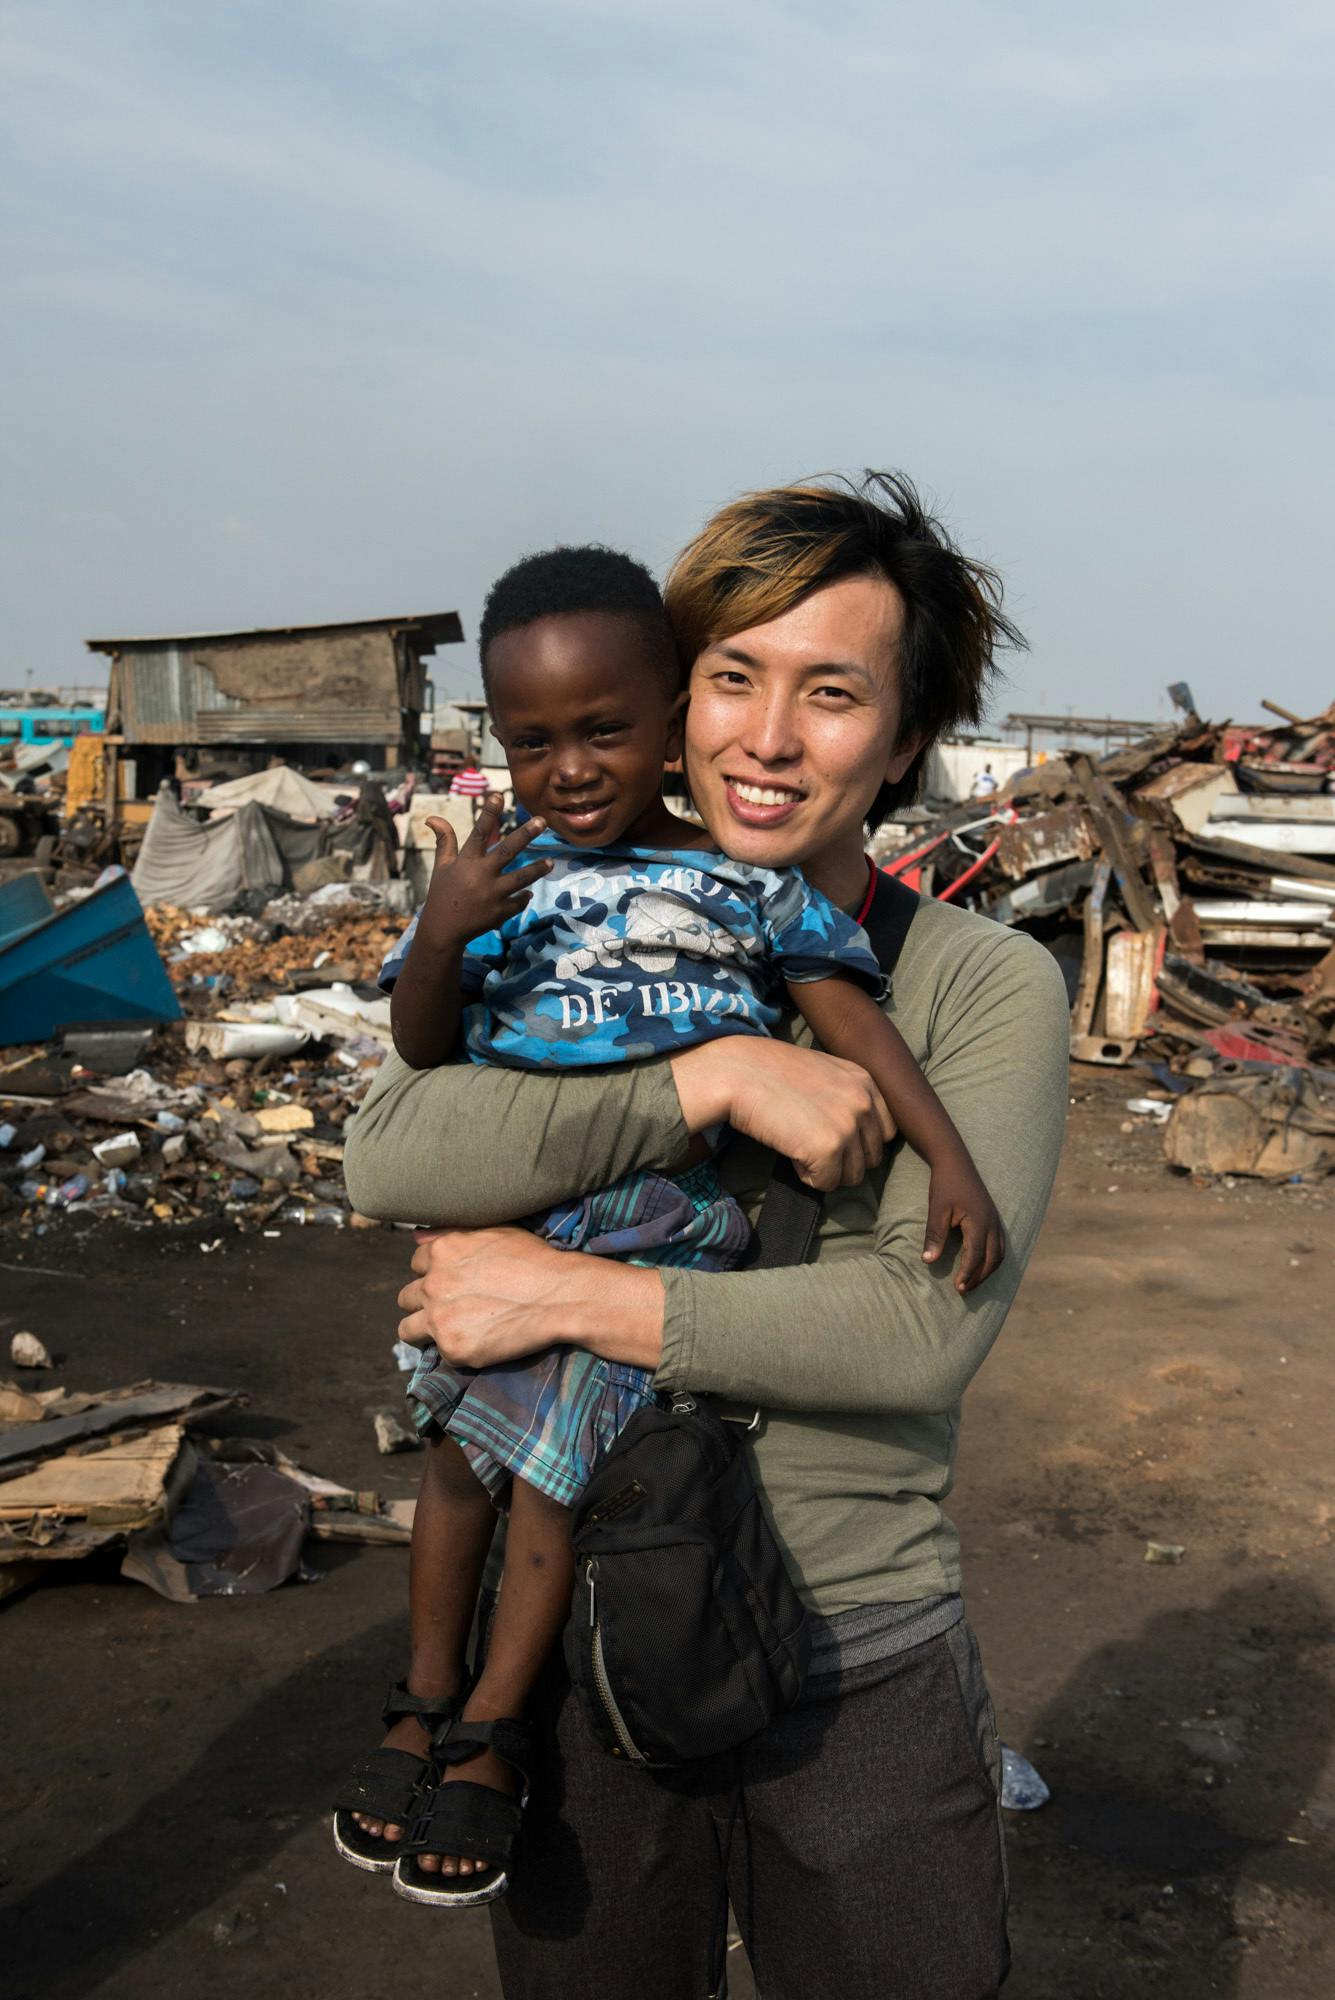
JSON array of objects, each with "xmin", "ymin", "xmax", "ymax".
[{"xmin": 0, "ymin": 1070, "xmax": 1331, "ymax": 1999}]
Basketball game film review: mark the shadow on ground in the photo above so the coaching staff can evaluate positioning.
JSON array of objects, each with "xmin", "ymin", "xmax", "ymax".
[{"xmin": 1007, "ymin": 1577, "xmax": 1334, "ymax": 1997}]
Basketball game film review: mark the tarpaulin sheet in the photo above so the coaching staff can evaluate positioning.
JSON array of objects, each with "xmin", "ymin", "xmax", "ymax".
[
  {"xmin": 131, "ymin": 790, "xmax": 367, "ymax": 912},
  {"xmin": 196, "ymin": 766, "xmax": 346, "ymax": 819}
]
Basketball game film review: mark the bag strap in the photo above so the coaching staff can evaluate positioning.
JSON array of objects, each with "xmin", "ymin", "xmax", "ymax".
[{"xmin": 751, "ymin": 867, "xmax": 919, "ymax": 1270}]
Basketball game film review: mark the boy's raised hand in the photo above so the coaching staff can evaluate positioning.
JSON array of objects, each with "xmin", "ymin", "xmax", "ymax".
[
  {"xmin": 417, "ymin": 793, "xmax": 552, "ymax": 948},
  {"xmin": 921, "ymin": 1157, "xmax": 1006, "ymax": 1295}
]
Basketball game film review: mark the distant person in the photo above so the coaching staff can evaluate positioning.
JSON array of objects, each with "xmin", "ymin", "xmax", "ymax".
[
  {"xmin": 969, "ymin": 760, "xmax": 999, "ymax": 798},
  {"xmin": 449, "ymin": 761, "xmax": 489, "ymax": 820}
]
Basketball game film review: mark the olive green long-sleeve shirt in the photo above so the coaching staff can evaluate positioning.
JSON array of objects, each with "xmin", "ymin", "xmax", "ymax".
[{"xmin": 344, "ymin": 895, "xmax": 1069, "ymax": 1615}]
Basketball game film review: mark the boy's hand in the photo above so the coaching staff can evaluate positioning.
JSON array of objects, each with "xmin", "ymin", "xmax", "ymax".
[
  {"xmin": 921, "ymin": 1158, "xmax": 1006, "ymax": 1294},
  {"xmin": 416, "ymin": 794, "xmax": 552, "ymax": 949}
]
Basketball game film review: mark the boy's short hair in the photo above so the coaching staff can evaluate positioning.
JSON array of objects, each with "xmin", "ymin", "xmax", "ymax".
[
  {"xmin": 665, "ymin": 472, "xmax": 1026, "ymax": 825},
  {"xmin": 479, "ymin": 545, "xmax": 680, "ymax": 698}
]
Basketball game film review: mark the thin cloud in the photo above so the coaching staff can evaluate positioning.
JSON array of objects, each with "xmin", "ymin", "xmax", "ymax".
[{"xmin": 1, "ymin": 0, "xmax": 1330, "ymax": 720}]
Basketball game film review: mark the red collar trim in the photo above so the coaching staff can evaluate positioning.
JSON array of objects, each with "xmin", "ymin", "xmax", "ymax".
[{"xmin": 854, "ymin": 853, "xmax": 877, "ymax": 927}]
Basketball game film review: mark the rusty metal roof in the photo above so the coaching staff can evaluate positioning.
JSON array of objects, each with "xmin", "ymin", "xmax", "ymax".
[{"xmin": 85, "ymin": 611, "xmax": 463, "ymax": 655}]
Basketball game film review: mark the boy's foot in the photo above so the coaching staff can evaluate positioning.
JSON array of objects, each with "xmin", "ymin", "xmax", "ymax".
[
  {"xmin": 352, "ymin": 1694, "xmax": 517, "ymax": 1876},
  {"xmin": 412, "ymin": 1724, "xmax": 521, "ymax": 1879}
]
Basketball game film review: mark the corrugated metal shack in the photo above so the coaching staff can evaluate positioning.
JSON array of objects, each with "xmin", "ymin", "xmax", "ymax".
[{"xmin": 86, "ymin": 612, "xmax": 463, "ymax": 775}]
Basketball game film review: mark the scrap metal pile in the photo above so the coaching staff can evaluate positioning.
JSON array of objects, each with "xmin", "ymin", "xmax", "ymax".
[
  {"xmin": 0, "ymin": 880, "xmax": 405, "ymax": 1237},
  {"xmin": 872, "ymin": 695, "xmax": 1335, "ymax": 1179}
]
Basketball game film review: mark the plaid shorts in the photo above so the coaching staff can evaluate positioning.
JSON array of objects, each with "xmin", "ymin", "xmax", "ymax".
[{"xmin": 405, "ymin": 1161, "xmax": 750, "ymax": 1508}]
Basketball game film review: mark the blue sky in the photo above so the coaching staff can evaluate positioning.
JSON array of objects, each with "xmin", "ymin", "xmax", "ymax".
[{"xmin": 4, "ymin": 0, "xmax": 1332, "ymax": 726}]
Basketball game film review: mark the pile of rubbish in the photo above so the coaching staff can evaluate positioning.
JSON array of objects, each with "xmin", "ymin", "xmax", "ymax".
[
  {"xmin": 0, "ymin": 878, "xmax": 408, "ymax": 1237},
  {"xmin": 0, "ymin": 1367, "xmax": 412, "ymax": 1604},
  {"xmin": 873, "ymin": 691, "xmax": 1335, "ymax": 1179}
]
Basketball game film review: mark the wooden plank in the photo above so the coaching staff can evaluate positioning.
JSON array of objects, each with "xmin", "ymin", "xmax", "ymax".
[{"xmin": 0, "ymin": 1425, "xmax": 183, "ymax": 1520}]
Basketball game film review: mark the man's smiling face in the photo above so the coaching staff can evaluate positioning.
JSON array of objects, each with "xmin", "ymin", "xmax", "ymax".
[{"xmin": 683, "ymin": 572, "xmax": 920, "ymax": 874}]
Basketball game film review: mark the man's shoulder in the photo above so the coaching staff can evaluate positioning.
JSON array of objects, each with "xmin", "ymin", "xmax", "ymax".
[{"xmin": 900, "ymin": 893, "xmax": 1069, "ymax": 1006}]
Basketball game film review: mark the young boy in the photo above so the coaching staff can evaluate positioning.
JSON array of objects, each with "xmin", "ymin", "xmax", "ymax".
[{"xmin": 333, "ymin": 546, "xmax": 1003, "ymax": 1908}]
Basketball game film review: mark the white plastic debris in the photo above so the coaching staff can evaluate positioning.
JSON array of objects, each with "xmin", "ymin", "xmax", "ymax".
[
  {"xmin": 272, "ymin": 984, "xmax": 393, "ymax": 1051},
  {"xmin": 11, "ymin": 1330, "xmax": 53, "ymax": 1369},
  {"xmin": 179, "ymin": 924, "xmax": 232, "ymax": 955},
  {"xmin": 1126, "ymin": 1098, "xmax": 1173, "ymax": 1122},
  {"xmin": 1000, "ymin": 1746, "xmax": 1050, "ymax": 1811},
  {"xmin": 93, "ymin": 1131, "xmax": 143, "ymax": 1169},
  {"xmin": 185, "ymin": 1020, "xmax": 311, "ymax": 1061},
  {"xmin": 374, "ymin": 1410, "xmax": 421, "ymax": 1454}
]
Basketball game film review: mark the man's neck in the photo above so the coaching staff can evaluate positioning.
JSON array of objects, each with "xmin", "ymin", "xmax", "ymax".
[{"xmin": 801, "ymin": 835, "xmax": 870, "ymax": 913}]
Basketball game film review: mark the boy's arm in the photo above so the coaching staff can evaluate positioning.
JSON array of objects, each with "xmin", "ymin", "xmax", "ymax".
[
  {"xmin": 650, "ymin": 933, "xmax": 1068, "ymax": 1415},
  {"xmin": 387, "ymin": 799, "xmax": 551, "ymax": 1070},
  {"xmin": 390, "ymin": 934, "xmax": 467, "ymax": 1068},
  {"xmin": 789, "ymin": 974, "xmax": 1005, "ymax": 1290}
]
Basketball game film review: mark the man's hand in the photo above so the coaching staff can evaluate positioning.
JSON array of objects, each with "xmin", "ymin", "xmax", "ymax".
[
  {"xmin": 415, "ymin": 794, "xmax": 551, "ymax": 952},
  {"xmin": 397, "ymin": 1227, "xmax": 665, "ymax": 1372},
  {"xmin": 669, "ymin": 1037, "xmax": 895, "ymax": 1191}
]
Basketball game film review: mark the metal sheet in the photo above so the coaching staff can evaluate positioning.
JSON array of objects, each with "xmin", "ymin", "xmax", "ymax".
[
  {"xmin": 1204, "ymin": 819, "xmax": 1335, "ymax": 856},
  {"xmin": 993, "ymin": 804, "xmax": 1094, "ymax": 880},
  {"xmin": 1194, "ymin": 900, "xmax": 1335, "ymax": 926},
  {"xmin": 192, "ymin": 708, "xmax": 400, "ymax": 744}
]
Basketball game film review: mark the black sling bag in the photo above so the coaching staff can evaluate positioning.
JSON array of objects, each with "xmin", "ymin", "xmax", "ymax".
[{"xmin": 563, "ymin": 870, "xmax": 919, "ymax": 1770}]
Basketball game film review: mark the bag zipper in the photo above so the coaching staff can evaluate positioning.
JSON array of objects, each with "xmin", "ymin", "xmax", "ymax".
[{"xmin": 585, "ymin": 1559, "xmax": 647, "ymax": 1764}]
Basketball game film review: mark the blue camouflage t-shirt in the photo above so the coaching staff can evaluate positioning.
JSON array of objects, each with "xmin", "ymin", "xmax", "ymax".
[{"xmin": 378, "ymin": 835, "xmax": 884, "ymax": 1071}]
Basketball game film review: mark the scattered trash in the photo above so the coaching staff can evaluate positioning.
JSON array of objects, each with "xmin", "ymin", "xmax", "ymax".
[
  {"xmin": 373, "ymin": 1409, "xmax": 422, "ymax": 1454},
  {"xmin": 1125, "ymin": 1097, "xmax": 1174, "ymax": 1122},
  {"xmin": 10, "ymin": 1331, "xmax": 52, "ymax": 1369},
  {"xmin": 1145, "ymin": 1541, "xmax": 1187, "ymax": 1564},
  {"xmin": 184, "ymin": 1020, "xmax": 310, "ymax": 1061},
  {"xmin": 1000, "ymin": 1745, "xmax": 1050, "ymax": 1811},
  {"xmin": 1163, "ymin": 1068, "xmax": 1335, "ymax": 1180},
  {"xmin": 253, "ymin": 1102, "xmax": 315, "ymax": 1134},
  {"xmin": 0, "ymin": 1374, "xmax": 414, "ymax": 1591},
  {"xmin": 92, "ymin": 1130, "xmax": 142, "ymax": 1169}
]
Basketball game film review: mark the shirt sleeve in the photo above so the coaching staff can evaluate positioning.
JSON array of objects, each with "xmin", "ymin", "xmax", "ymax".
[
  {"xmin": 760, "ymin": 871, "xmax": 886, "ymax": 996},
  {"xmin": 653, "ymin": 929, "xmax": 1070, "ymax": 1415},
  {"xmin": 343, "ymin": 1051, "xmax": 693, "ymax": 1225},
  {"xmin": 377, "ymin": 912, "xmax": 418, "ymax": 993},
  {"xmin": 377, "ymin": 913, "xmax": 506, "ymax": 996}
]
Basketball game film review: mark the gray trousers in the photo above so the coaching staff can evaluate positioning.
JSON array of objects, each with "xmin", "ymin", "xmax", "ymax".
[{"xmin": 490, "ymin": 1620, "xmax": 1009, "ymax": 2000}]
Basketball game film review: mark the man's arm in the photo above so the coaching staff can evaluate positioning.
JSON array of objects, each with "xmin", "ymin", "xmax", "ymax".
[
  {"xmin": 346, "ymin": 1033, "xmax": 895, "ymax": 1227},
  {"xmin": 345, "ymin": 1054, "xmax": 693, "ymax": 1225},
  {"xmin": 651, "ymin": 932, "xmax": 1069, "ymax": 1415}
]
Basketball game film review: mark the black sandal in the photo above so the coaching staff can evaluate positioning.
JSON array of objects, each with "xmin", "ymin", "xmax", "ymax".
[
  {"xmin": 391, "ymin": 1718, "xmax": 532, "ymax": 1908},
  {"xmin": 331, "ymin": 1682, "xmax": 468, "ymax": 1873}
]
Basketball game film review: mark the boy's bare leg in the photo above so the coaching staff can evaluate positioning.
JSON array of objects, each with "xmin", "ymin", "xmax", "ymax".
[
  {"xmin": 416, "ymin": 1479, "xmax": 575, "ymax": 1879},
  {"xmin": 353, "ymin": 1433, "xmax": 496, "ymax": 1844}
]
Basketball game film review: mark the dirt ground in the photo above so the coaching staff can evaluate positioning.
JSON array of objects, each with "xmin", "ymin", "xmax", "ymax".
[{"xmin": 1, "ymin": 1069, "xmax": 1331, "ymax": 1999}]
